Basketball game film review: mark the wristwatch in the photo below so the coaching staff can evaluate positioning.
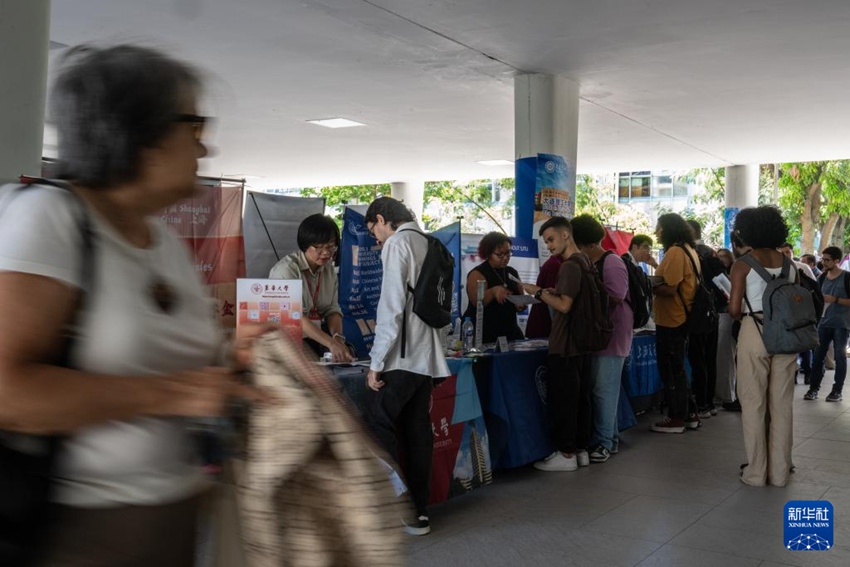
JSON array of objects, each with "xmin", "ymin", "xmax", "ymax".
[{"xmin": 534, "ymin": 289, "xmax": 544, "ymax": 301}]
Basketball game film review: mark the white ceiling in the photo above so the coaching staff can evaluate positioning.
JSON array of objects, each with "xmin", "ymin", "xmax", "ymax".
[{"xmin": 47, "ymin": 0, "xmax": 850, "ymax": 189}]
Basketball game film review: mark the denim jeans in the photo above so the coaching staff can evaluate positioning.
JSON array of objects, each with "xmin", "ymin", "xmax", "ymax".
[
  {"xmin": 811, "ymin": 326, "xmax": 850, "ymax": 393},
  {"xmin": 591, "ymin": 355, "xmax": 626, "ymax": 451},
  {"xmin": 656, "ymin": 325, "xmax": 693, "ymax": 420}
]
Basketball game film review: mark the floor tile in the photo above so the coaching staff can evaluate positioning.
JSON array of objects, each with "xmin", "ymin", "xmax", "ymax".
[
  {"xmin": 582, "ymin": 494, "xmax": 714, "ymax": 543},
  {"xmin": 636, "ymin": 544, "xmax": 761, "ymax": 566}
]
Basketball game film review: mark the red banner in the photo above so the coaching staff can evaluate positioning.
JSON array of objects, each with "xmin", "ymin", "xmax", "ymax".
[{"xmin": 164, "ymin": 182, "xmax": 245, "ymax": 332}]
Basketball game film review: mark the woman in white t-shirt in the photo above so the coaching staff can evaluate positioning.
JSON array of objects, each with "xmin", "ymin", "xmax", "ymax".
[
  {"xmin": 0, "ymin": 46, "xmax": 270, "ymax": 565},
  {"xmin": 727, "ymin": 206, "xmax": 797, "ymax": 487}
]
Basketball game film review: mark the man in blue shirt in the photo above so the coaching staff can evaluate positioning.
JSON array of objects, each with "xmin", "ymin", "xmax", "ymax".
[{"xmin": 804, "ymin": 246, "xmax": 850, "ymax": 402}]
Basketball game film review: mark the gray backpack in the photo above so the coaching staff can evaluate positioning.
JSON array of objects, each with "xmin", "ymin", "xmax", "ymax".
[{"xmin": 741, "ymin": 255, "xmax": 819, "ymax": 354}]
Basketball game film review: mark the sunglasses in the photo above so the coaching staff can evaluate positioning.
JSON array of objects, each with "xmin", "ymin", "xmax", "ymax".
[{"xmin": 175, "ymin": 114, "xmax": 210, "ymax": 141}]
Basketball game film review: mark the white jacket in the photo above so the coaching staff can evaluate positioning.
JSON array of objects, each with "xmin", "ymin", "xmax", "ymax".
[{"xmin": 369, "ymin": 222, "xmax": 451, "ymax": 378}]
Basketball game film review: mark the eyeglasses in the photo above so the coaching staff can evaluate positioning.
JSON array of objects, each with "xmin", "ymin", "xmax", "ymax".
[
  {"xmin": 492, "ymin": 251, "xmax": 511, "ymax": 259},
  {"xmin": 175, "ymin": 114, "xmax": 210, "ymax": 141},
  {"xmin": 312, "ymin": 244, "xmax": 338, "ymax": 255},
  {"xmin": 366, "ymin": 223, "xmax": 376, "ymax": 238}
]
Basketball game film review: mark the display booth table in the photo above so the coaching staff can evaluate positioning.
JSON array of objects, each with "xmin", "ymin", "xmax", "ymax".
[
  {"xmin": 332, "ymin": 358, "xmax": 492, "ymax": 505},
  {"xmin": 471, "ymin": 348, "xmax": 554, "ymax": 469},
  {"xmin": 473, "ymin": 345, "xmax": 638, "ymax": 469},
  {"xmin": 622, "ymin": 333, "xmax": 664, "ymax": 414}
]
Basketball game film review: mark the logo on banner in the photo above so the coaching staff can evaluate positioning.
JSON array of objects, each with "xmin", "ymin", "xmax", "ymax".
[
  {"xmin": 535, "ymin": 366, "xmax": 548, "ymax": 404},
  {"xmin": 544, "ymin": 160, "xmax": 556, "ymax": 173},
  {"xmin": 251, "ymin": 283, "xmax": 263, "ymax": 295},
  {"xmin": 785, "ymin": 501, "xmax": 833, "ymax": 551}
]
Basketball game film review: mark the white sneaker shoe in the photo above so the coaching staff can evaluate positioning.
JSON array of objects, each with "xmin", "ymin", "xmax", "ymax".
[
  {"xmin": 534, "ymin": 451, "xmax": 578, "ymax": 472},
  {"xmin": 576, "ymin": 450, "xmax": 590, "ymax": 467}
]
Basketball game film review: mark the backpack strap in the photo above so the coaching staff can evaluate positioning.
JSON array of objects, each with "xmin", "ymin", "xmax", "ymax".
[
  {"xmin": 674, "ymin": 244, "xmax": 703, "ymax": 316},
  {"xmin": 845, "ymin": 271, "xmax": 850, "ymax": 298},
  {"xmin": 739, "ymin": 254, "xmax": 793, "ymax": 284}
]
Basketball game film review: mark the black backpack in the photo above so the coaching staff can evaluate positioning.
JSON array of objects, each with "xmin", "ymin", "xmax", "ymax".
[
  {"xmin": 569, "ymin": 254, "xmax": 612, "ymax": 353},
  {"xmin": 801, "ymin": 270, "xmax": 826, "ymax": 324},
  {"xmin": 397, "ymin": 228, "xmax": 454, "ymax": 356},
  {"xmin": 676, "ymin": 245, "xmax": 719, "ymax": 334},
  {"xmin": 618, "ymin": 252, "xmax": 654, "ymax": 329},
  {"xmin": 694, "ymin": 247, "xmax": 729, "ymax": 311}
]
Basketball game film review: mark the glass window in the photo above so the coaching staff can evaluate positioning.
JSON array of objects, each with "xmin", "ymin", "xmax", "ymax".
[
  {"xmin": 632, "ymin": 176, "xmax": 651, "ymax": 198},
  {"xmin": 619, "ymin": 176, "xmax": 631, "ymax": 199},
  {"xmin": 673, "ymin": 178, "xmax": 689, "ymax": 197}
]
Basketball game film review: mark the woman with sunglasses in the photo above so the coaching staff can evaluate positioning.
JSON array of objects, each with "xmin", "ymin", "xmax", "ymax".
[
  {"xmin": 462, "ymin": 231, "xmax": 525, "ymax": 344},
  {"xmin": 269, "ymin": 214, "xmax": 354, "ymax": 362},
  {"xmin": 0, "ymin": 45, "xmax": 272, "ymax": 565}
]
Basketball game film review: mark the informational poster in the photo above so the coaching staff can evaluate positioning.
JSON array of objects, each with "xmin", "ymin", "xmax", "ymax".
[
  {"xmin": 508, "ymin": 237, "xmax": 540, "ymax": 334},
  {"xmin": 339, "ymin": 207, "xmax": 382, "ymax": 358},
  {"xmin": 163, "ymin": 181, "xmax": 245, "ymax": 334},
  {"xmin": 236, "ymin": 278, "xmax": 302, "ymax": 341},
  {"xmin": 515, "ymin": 153, "xmax": 574, "ymax": 241}
]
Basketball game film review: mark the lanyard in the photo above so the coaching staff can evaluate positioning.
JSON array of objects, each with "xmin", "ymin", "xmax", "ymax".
[{"xmin": 306, "ymin": 269, "xmax": 322, "ymax": 318}]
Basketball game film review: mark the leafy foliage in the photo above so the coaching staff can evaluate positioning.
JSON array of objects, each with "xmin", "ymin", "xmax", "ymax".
[{"xmin": 575, "ymin": 174, "xmax": 653, "ymax": 235}]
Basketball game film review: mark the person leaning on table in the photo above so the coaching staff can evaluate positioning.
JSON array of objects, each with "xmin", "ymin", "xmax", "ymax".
[
  {"xmin": 0, "ymin": 44, "xmax": 271, "ymax": 566},
  {"xmin": 269, "ymin": 214, "xmax": 354, "ymax": 363}
]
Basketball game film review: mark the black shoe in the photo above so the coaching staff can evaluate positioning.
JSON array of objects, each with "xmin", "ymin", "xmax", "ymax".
[
  {"xmin": 826, "ymin": 390, "xmax": 843, "ymax": 402},
  {"xmin": 803, "ymin": 389, "xmax": 818, "ymax": 401},
  {"xmin": 403, "ymin": 514, "xmax": 431, "ymax": 536},
  {"xmin": 722, "ymin": 400, "xmax": 742, "ymax": 412}
]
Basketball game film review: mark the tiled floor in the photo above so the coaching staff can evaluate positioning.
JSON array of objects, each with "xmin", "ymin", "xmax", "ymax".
[{"xmin": 407, "ymin": 377, "xmax": 850, "ymax": 566}]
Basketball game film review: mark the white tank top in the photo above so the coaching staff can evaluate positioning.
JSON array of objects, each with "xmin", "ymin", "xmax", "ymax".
[{"xmin": 744, "ymin": 265, "xmax": 783, "ymax": 312}]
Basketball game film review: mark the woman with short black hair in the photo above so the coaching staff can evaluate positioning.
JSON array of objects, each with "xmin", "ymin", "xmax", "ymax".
[
  {"xmin": 270, "ymin": 213, "xmax": 353, "ymax": 362},
  {"xmin": 462, "ymin": 232, "xmax": 524, "ymax": 344}
]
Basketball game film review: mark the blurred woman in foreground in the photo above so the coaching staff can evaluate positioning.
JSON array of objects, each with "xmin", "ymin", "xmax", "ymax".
[{"xmin": 0, "ymin": 45, "xmax": 268, "ymax": 565}]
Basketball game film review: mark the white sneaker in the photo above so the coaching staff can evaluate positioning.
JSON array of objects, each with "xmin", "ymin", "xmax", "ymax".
[
  {"xmin": 534, "ymin": 451, "xmax": 578, "ymax": 472},
  {"xmin": 576, "ymin": 450, "xmax": 590, "ymax": 467}
]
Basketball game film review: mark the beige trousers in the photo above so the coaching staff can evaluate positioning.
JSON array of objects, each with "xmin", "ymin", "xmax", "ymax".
[{"xmin": 736, "ymin": 317, "xmax": 797, "ymax": 487}]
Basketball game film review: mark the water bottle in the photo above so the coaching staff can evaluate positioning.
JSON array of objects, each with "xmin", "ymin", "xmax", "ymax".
[{"xmin": 462, "ymin": 317, "xmax": 475, "ymax": 353}]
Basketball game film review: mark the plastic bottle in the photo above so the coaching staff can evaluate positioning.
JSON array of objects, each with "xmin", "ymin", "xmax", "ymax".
[{"xmin": 462, "ymin": 317, "xmax": 475, "ymax": 353}]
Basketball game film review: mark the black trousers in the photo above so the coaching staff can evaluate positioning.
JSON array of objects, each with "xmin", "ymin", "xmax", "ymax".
[
  {"xmin": 688, "ymin": 324, "xmax": 719, "ymax": 409},
  {"xmin": 365, "ymin": 369, "xmax": 433, "ymax": 514},
  {"xmin": 546, "ymin": 354, "xmax": 592, "ymax": 454},
  {"xmin": 657, "ymin": 325, "xmax": 694, "ymax": 420}
]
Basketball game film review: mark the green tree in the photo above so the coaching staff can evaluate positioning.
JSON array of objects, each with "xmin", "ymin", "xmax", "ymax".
[
  {"xmin": 777, "ymin": 162, "xmax": 827, "ymax": 254},
  {"xmin": 676, "ymin": 168, "xmax": 725, "ymax": 248},
  {"xmin": 300, "ymin": 184, "xmax": 390, "ymax": 226},
  {"xmin": 575, "ymin": 174, "xmax": 653, "ymax": 236},
  {"xmin": 422, "ymin": 178, "xmax": 514, "ymax": 233}
]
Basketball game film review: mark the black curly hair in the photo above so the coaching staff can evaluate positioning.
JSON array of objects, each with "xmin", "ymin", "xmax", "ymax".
[
  {"xmin": 478, "ymin": 231, "xmax": 511, "ymax": 259},
  {"xmin": 569, "ymin": 214, "xmax": 606, "ymax": 247},
  {"xmin": 733, "ymin": 206, "xmax": 788, "ymax": 249},
  {"xmin": 656, "ymin": 213, "xmax": 695, "ymax": 250}
]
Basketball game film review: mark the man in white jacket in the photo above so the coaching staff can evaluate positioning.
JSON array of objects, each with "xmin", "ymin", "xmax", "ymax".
[{"xmin": 364, "ymin": 196, "xmax": 450, "ymax": 537}]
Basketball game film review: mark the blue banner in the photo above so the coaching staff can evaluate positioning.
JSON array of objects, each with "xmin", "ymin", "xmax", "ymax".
[
  {"xmin": 433, "ymin": 221, "xmax": 462, "ymax": 323},
  {"xmin": 724, "ymin": 207, "xmax": 740, "ymax": 250},
  {"xmin": 340, "ymin": 207, "xmax": 382, "ymax": 357},
  {"xmin": 515, "ymin": 153, "xmax": 573, "ymax": 240}
]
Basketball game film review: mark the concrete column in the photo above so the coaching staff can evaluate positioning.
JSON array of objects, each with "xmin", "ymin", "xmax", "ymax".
[
  {"xmin": 0, "ymin": 1, "xmax": 51, "ymax": 183},
  {"xmin": 390, "ymin": 180, "xmax": 425, "ymax": 223},
  {"xmin": 514, "ymin": 74, "xmax": 580, "ymax": 240},
  {"xmin": 514, "ymin": 73, "xmax": 580, "ymax": 164},
  {"xmin": 724, "ymin": 164, "xmax": 760, "ymax": 248}
]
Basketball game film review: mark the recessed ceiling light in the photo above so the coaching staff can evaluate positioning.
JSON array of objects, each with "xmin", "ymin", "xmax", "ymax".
[
  {"xmin": 307, "ymin": 118, "xmax": 365, "ymax": 129},
  {"xmin": 476, "ymin": 160, "xmax": 514, "ymax": 166}
]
